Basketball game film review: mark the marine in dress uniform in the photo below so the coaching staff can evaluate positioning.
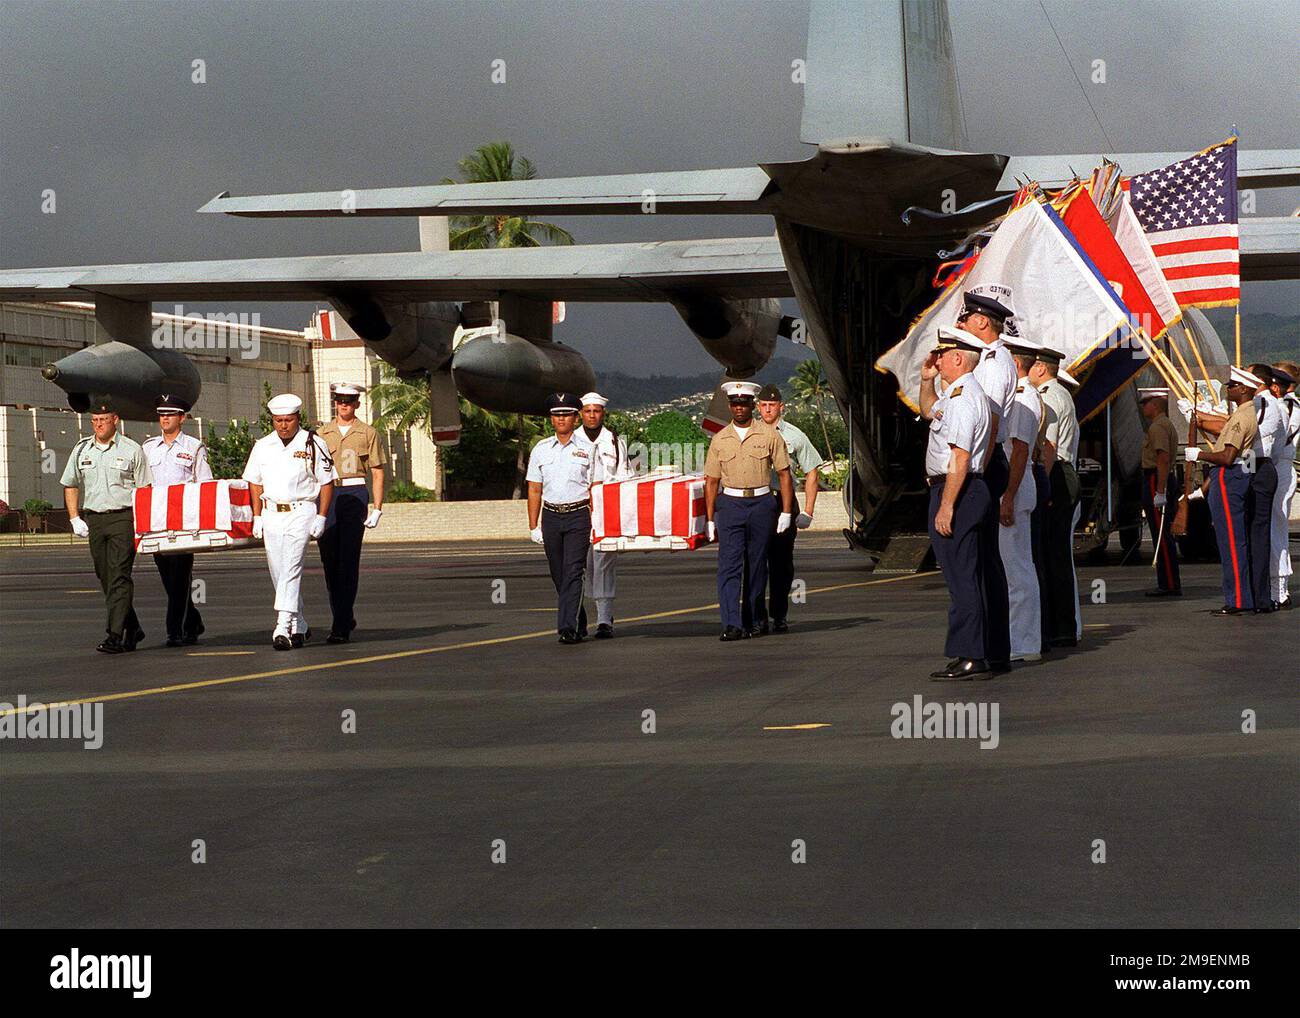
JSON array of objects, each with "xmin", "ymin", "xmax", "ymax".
[
  {"xmin": 997, "ymin": 335, "xmax": 1045, "ymax": 661},
  {"xmin": 143, "ymin": 395, "xmax": 213, "ymax": 646},
  {"xmin": 317, "ymin": 382, "xmax": 387, "ymax": 644},
  {"xmin": 702, "ymin": 381, "xmax": 795, "ymax": 641},
  {"xmin": 1268, "ymin": 363, "xmax": 1298, "ymax": 609},
  {"xmin": 1028, "ymin": 351, "xmax": 1082, "ymax": 646},
  {"xmin": 242, "ymin": 393, "xmax": 336, "ymax": 649},
  {"xmin": 1137, "ymin": 387, "xmax": 1182, "ymax": 597},
  {"xmin": 527, "ymin": 393, "xmax": 594, "ymax": 644},
  {"xmin": 749, "ymin": 383, "xmax": 827, "ymax": 633},
  {"xmin": 61, "ymin": 402, "xmax": 153, "ymax": 653},
  {"xmin": 577, "ymin": 391, "xmax": 633, "ymax": 639},
  {"xmin": 918, "ymin": 328, "xmax": 993, "ymax": 680},
  {"xmin": 956, "ymin": 284, "xmax": 1017, "ymax": 672},
  {"xmin": 1186, "ymin": 366, "xmax": 1264, "ymax": 615}
]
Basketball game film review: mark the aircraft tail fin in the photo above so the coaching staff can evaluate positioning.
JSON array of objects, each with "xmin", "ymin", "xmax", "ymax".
[{"xmin": 800, "ymin": 0, "xmax": 966, "ymax": 151}]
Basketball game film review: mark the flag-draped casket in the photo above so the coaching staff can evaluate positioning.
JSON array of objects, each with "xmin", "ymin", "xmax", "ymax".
[
  {"xmin": 133, "ymin": 479, "xmax": 256, "ymax": 553},
  {"xmin": 591, "ymin": 472, "xmax": 709, "ymax": 551}
]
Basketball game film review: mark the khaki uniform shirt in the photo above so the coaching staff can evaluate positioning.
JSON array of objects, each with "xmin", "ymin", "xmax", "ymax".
[
  {"xmin": 703, "ymin": 419, "xmax": 790, "ymax": 489},
  {"xmin": 1141, "ymin": 413, "xmax": 1177, "ymax": 470},
  {"xmin": 1212, "ymin": 401, "xmax": 1258, "ymax": 457},
  {"xmin": 318, "ymin": 419, "xmax": 386, "ymax": 480},
  {"xmin": 60, "ymin": 432, "xmax": 152, "ymax": 511}
]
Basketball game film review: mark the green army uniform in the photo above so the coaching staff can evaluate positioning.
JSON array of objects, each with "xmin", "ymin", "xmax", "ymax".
[{"xmin": 61, "ymin": 428, "xmax": 153, "ymax": 644}]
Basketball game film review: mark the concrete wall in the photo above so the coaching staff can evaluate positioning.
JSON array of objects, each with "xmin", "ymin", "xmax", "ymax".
[{"xmin": 368, "ymin": 492, "xmax": 850, "ymax": 543}]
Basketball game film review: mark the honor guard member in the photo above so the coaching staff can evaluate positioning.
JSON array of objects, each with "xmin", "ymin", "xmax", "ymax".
[
  {"xmin": 919, "ymin": 329, "xmax": 992, "ymax": 679},
  {"xmin": 1028, "ymin": 350, "xmax": 1082, "ymax": 646},
  {"xmin": 242, "ymin": 393, "xmax": 336, "ymax": 648},
  {"xmin": 998, "ymin": 334, "xmax": 1045, "ymax": 661},
  {"xmin": 751, "ymin": 383, "xmax": 828, "ymax": 633},
  {"xmin": 527, "ymin": 393, "xmax": 594, "ymax": 644},
  {"xmin": 954, "ymin": 284, "xmax": 1017, "ymax": 672},
  {"xmin": 1137, "ymin": 387, "xmax": 1182, "ymax": 597},
  {"xmin": 702, "ymin": 380, "xmax": 795, "ymax": 641},
  {"xmin": 1186, "ymin": 366, "xmax": 1264, "ymax": 615},
  {"xmin": 317, "ymin": 382, "xmax": 386, "ymax": 643},
  {"xmin": 143, "ymin": 395, "xmax": 213, "ymax": 646},
  {"xmin": 1268, "ymin": 362, "xmax": 1298, "ymax": 608},
  {"xmin": 61, "ymin": 401, "xmax": 153, "ymax": 653},
  {"xmin": 577, "ymin": 391, "xmax": 632, "ymax": 638},
  {"xmin": 1244, "ymin": 364, "xmax": 1285, "ymax": 611}
]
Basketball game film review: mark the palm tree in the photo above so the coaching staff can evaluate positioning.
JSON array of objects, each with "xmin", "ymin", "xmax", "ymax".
[
  {"xmin": 789, "ymin": 359, "xmax": 837, "ymax": 471},
  {"xmin": 443, "ymin": 141, "xmax": 576, "ymax": 495}
]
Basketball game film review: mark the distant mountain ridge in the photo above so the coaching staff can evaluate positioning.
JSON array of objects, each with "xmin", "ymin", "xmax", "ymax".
[{"xmin": 591, "ymin": 352, "xmax": 815, "ymax": 410}]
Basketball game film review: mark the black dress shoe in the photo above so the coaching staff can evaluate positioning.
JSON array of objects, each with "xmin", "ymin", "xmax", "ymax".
[
  {"xmin": 165, "ymin": 635, "xmax": 184, "ymax": 648},
  {"xmin": 325, "ymin": 631, "xmax": 350, "ymax": 644},
  {"xmin": 746, "ymin": 622, "xmax": 769, "ymax": 638},
  {"xmin": 719, "ymin": 626, "xmax": 749, "ymax": 642},
  {"xmin": 1050, "ymin": 636, "xmax": 1078, "ymax": 648},
  {"xmin": 1210, "ymin": 606, "xmax": 1244, "ymax": 616},
  {"xmin": 96, "ymin": 633, "xmax": 125, "ymax": 654},
  {"xmin": 1253, "ymin": 604, "xmax": 1279, "ymax": 615},
  {"xmin": 558, "ymin": 629, "xmax": 584, "ymax": 645},
  {"xmin": 593, "ymin": 623, "xmax": 614, "ymax": 639},
  {"xmin": 290, "ymin": 628, "xmax": 312, "ymax": 649},
  {"xmin": 1145, "ymin": 589, "xmax": 1183, "ymax": 597},
  {"xmin": 1279, "ymin": 598, "xmax": 1294, "ymax": 611},
  {"xmin": 349, "ymin": 618, "xmax": 357, "ymax": 632},
  {"xmin": 182, "ymin": 622, "xmax": 205, "ymax": 645},
  {"xmin": 123, "ymin": 627, "xmax": 145, "ymax": 651},
  {"xmin": 272, "ymin": 634, "xmax": 292, "ymax": 650},
  {"xmin": 930, "ymin": 658, "xmax": 989, "ymax": 681},
  {"xmin": 772, "ymin": 619, "xmax": 789, "ymax": 634},
  {"xmin": 988, "ymin": 660, "xmax": 1012, "ymax": 674}
]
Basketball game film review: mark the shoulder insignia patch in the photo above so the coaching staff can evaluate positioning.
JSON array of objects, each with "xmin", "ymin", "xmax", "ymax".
[{"xmin": 949, "ymin": 386, "xmax": 963, "ymax": 397}]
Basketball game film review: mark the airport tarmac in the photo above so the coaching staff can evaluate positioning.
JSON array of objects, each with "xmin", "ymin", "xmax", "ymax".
[{"xmin": 1, "ymin": 535, "xmax": 1296, "ymax": 928}]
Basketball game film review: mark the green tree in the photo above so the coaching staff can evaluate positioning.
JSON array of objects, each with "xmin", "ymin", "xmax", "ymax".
[
  {"xmin": 789, "ymin": 360, "xmax": 838, "ymax": 471},
  {"xmin": 207, "ymin": 382, "xmax": 274, "ymax": 478},
  {"xmin": 443, "ymin": 142, "xmax": 576, "ymax": 249}
]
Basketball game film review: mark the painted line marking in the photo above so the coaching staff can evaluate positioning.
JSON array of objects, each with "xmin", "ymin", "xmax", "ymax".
[
  {"xmin": 762, "ymin": 723, "xmax": 832, "ymax": 731},
  {"xmin": 0, "ymin": 571, "xmax": 937, "ymax": 717},
  {"xmin": 187, "ymin": 651, "xmax": 256, "ymax": 657},
  {"xmin": 63, "ymin": 590, "xmax": 99, "ymax": 594}
]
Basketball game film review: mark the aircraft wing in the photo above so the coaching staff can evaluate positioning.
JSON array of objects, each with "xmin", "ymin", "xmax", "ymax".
[
  {"xmin": 0, "ymin": 236, "xmax": 793, "ymax": 303},
  {"xmin": 999, "ymin": 149, "xmax": 1300, "ymax": 190},
  {"xmin": 198, "ymin": 168, "xmax": 776, "ymax": 218}
]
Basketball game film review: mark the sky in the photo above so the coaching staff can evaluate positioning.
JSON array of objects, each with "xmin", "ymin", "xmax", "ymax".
[{"xmin": 1, "ymin": 0, "xmax": 1295, "ymax": 375}]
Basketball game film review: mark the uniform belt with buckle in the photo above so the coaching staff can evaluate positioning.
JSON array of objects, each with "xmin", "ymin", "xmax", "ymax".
[
  {"xmin": 722, "ymin": 486, "xmax": 769, "ymax": 497},
  {"xmin": 926, "ymin": 473, "xmax": 982, "ymax": 487},
  {"xmin": 543, "ymin": 500, "xmax": 589, "ymax": 514},
  {"xmin": 334, "ymin": 477, "xmax": 368, "ymax": 487},
  {"xmin": 263, "ymin": 497, "xmax": 313, "ymax": 512}
]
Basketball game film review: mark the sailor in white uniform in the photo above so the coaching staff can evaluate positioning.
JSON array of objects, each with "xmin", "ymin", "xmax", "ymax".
[
  {"xmin": 577, "ymin": 391, "xmax": 633, "ymax": 638},
  {"xmin": 1269, "ymin": 364, "xmax": 1298, "ymax": 609},
  {"xmin": 242, "ymin": 393, "xmax": 336, "ymax": 649}
]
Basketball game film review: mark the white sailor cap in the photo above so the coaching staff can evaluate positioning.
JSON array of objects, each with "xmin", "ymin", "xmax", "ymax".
[
  {"xmin": 931, "ymin": 326, "xmax": 984, "ymax": 353},
  {"xmin": 267, "ymin": 393, "xmax": 303, "ymax": 415},
  {"xmin": 1228, "ymin": 365, "xmax": 1264, "ymax": 389},
  {"xmin": 1138, "ymin": 387, "xmax": 1170, "ymax": 401},
  {"xmin": 723, "ymin": 380, "xmax": 762, "ymax": 401},
  {"xmin": 329, "ymin": 382, "xmax": 365, "ymax": 398},
  {"xmin": 1058, "ymin": 367, "xmax": 1080, "ymax": 388},
  {"xmin": 1004, "ymin": 335, "xmax": 1046, "ymax": 356},
  {"xmin": 580, "ymin": 391, "xmax": 608, "ymax": 408}
]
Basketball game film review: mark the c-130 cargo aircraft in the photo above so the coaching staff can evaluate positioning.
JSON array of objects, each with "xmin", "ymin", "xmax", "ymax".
[{"xmin": 2, "ymin": 0, "xmax": 1296, "ymax": 557}]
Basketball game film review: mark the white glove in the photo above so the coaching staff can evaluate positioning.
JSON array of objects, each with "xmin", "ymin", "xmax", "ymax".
[
  {"xmin": 1176, "ymin": 397, "xmax": 1193, "ymax": 421},
  {"xmin": 706, "ymin": 520, "xmax": 716, "ymax": 542},
  {"xmin": 70, "ymin": 516, "xmax": 89, "ymax": 538},
  {"xmin": 1184, "ymin": 447, "xmax": 1201, "ymax": 462},
  {"xmin": 776, "ymin": 512, "xmax": 793, "ymax": 534},
  {"xmin": 795, "ymin": 511, "xmax": 813, "ymax": 529},
  {"xmin": 364, "ymin": 508, "xmax": 382, "ymax": 529},
  {"xmin": 1152, "ymin": 492, "xmax": 1166, "ymax": 510},
  {"xmin": 529, "ymin": 526, "xmax": 544, "ymax": 545},
  {"xmin": 252, "ymin": 516, "xmax": 264, "ymax": 540},
  {"xmin": 309, "ymin": 514, "xmax": 327, "ymax": 539},
  {"xmin": 1188, "ymin": 487, "xmax": 1205, "ymax": 502}
]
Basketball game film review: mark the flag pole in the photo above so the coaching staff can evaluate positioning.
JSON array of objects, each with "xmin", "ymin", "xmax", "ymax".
[
  {"xmin": 1234, "ymin": 309, "xmax": 1242, "ymax": 367},
  {"xmin": 1181, "ymin": 322, "xmax": 1216, "ymax": 394},
  {"xmin": 1232, "ymin": 123, "xmax": 1241, "ymax": 366}
]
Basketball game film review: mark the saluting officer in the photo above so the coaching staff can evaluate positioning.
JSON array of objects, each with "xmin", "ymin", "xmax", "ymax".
[
  {"xmin": 577, "ymin": 391, "xmax": 632, "ymax": 639},
  {"xmin": 1186, "ymin": 365, "xmax": 1264, "ymax": 615},
  {"xmin": 702, "ymin": 380, "xmax": 795, "ymax": 642},
  {"xmin": 316, "ymin": 382, "xmax": 386, "ymax": 644},
  {"xmin": 919, "ymin": 328, "xmax": 992, "ymax": 680},
  {"xmin": 242, "ymin": 393, "xmax": 336, "ymax": 649},
  {"xmin": 143, "ymin": 395, "xmax": 213, "ymax": 646},
  {"xmin": 751, "ymin": 382, "xmax": 827, "ymax": 633},
  {"xmin": 1268, "ymin": 363, "xmax": 1298, "ymax": 609},
  {"xmin": 61, "ymin": 401, "xmax": 153, "ymax": 653},
  {"xmin": 1137, "ymin": 387, "xmax": 1182, "ymax": 598},
  {"xmin": 955, "ymin": 284, "xmax": 1017, "ymax": 673},
  {"xmin": 527, "ymin": 393, "xmax": 594, "ymax": 644}
]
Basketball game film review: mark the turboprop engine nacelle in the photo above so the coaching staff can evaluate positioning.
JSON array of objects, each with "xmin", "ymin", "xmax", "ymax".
[
  {"xmin": 670, "ymin": 296, "xmax": 783, "ymax": 377},
  {"xmin": 452, "ymin": 332, "xmax": 597, "ymax": 415}
]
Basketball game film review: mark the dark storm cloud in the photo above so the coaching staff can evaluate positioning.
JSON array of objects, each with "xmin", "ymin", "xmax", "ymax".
[{"xmin": 1, "ymin": 0, "xmax": 1294, "ymax": 374}]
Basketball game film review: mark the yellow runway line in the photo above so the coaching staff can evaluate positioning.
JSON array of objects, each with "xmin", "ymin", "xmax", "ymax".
[
  {"xmin": 0, "ymin": 570, "xmax": 937, "ymax": 718},
  {"xmin": 762, "ymin": 723, "xmax": 832, "ymax": 731},
  {"xmin": 187, "ymin": 651, "xmax": 256, "ymax": 657}
]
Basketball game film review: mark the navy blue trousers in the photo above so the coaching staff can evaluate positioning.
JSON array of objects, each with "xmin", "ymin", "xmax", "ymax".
[
  {"xmin": 542, "ymin": 506, "xmax": 589, "ymax": 634},
  {"xmin": 1208, "ymin": 465, "xmax": 1252, "ymax": 610},
  {"xmin": 1247, "ymin": 459, "xmax": 1278, "ymax": 609},
  {"xmin": 1030, "ymin": 462, "xmax": 1051, "ymax": 651},
  {"xmin": 929, "ymin": 477, "xmax": 991, "ymax": 660},
  {"xmin": 319, "ymin": 485, "xmax": 368, "ymax": 634},
  {"xmin": 1141, "ymin": 467, "xmax": 1181, "ymax": 592},
  {"xmin": 980, "ymin": 447, "xmax": 1012, "ymax": 663},
  {"xmin": 154, "ymin": 551, "xmax": 202, "ymax": 640},
  {"xmin": 716, "ymin": 493, "xmax": 778, "ymax": 630}
]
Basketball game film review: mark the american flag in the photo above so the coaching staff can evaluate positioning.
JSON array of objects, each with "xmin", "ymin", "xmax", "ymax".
[{"xmin": 1123, "ymin": 138, "xmax": 1239, "ymax": 308}]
